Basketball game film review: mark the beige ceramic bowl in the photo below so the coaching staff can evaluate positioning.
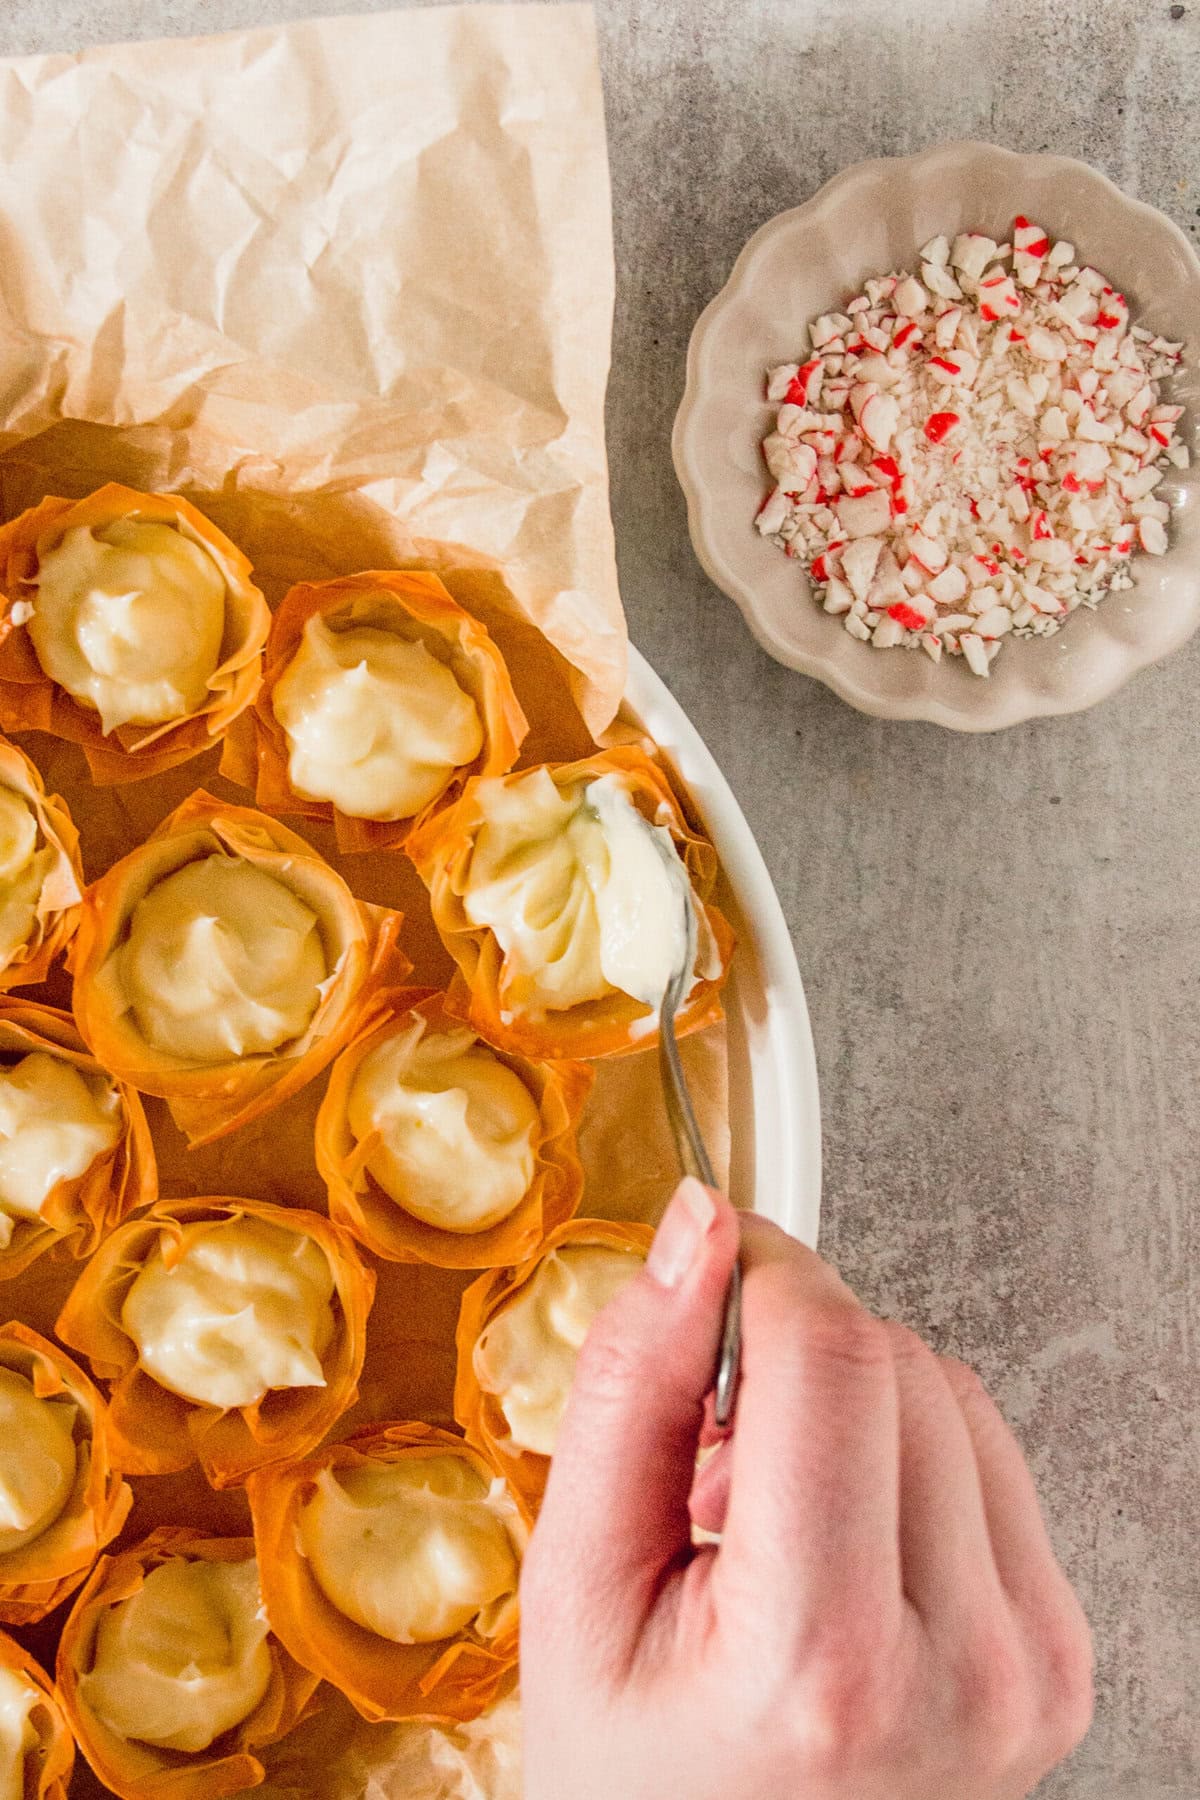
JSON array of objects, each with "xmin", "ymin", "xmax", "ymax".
[{"xmin": 673, "ymin": 142, "xmax": 1200, "ymax": 730}]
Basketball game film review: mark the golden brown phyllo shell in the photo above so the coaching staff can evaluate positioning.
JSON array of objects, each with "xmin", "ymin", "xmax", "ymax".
[
  {"xmin": 55, "ymin": 1196, "xmax": 375, "ymax": 1490},
  {"xmin": 247, "ymin": 1422, "xmax": 527, "ymax": 1725},
  {"xmin": 221, "ymin": 569, "xmax": 528, "ymax": 852},
  {"xmin": 0, "ymin": 1323, "xmax": 132, "ymax": 1626},
  {"xmin": 0, "ymin": 999, "xmax": 156, "ymax": 1282},
  {"xmin": 315, "ymin": 988, "xmax": 592, "ymax": 1270},
  {"xmin": 0, "ymin": 734, "xmax": 83, "ymax": 992},
  {"xmin": 0, "ymin": 1627, "xmax": 75, "ymax": 1800},
  {"xmin": 69, "ymin": 790, "xmax": 408, "ymax": 1146},
  {"xmin": 0, "ymin": 484, "xmax": 270, "ymax": 785},
  {"xmin": 56, "ymin": 1527, "xmax": 319, "ymax": 1800},
  {"xmin": 406, "ymin": 745, "xmax": 734, "ymax": 1061},
  {"xmin": 454, "ymin": 1218, "xmax": 653, "ymax": 1510}
]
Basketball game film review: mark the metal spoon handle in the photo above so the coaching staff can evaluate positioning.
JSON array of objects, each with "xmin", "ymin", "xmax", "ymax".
[
  {"xmin": 658, "ymin": 1011, "xmax": 715, "ymax": 1187},
  {"xmin": 658, "ymin": 1002, "xmax": 742, "ymax": 1429}
]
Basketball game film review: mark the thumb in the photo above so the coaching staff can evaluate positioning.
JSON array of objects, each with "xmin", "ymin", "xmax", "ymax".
[{"xmin": 522, "ymin": 1179, "xmax": 739, "ymax": 1673}]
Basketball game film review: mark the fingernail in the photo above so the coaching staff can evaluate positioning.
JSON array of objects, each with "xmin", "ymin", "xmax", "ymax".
[{"xmin": 646, "ymin": 1177, "xmax": 717, "ymax": 1289}]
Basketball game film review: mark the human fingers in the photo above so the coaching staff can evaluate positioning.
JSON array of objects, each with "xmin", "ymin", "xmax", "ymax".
[
  {"xmin": 522, "ymin": 1179, "xmax": 739, "ymax": 1676},
  {"xmin": 943, "ymin": 1359, "xmax": 1094, "ymax": 1764},
  {"xmin": 714, "ymin": 1221, "xmax": 904, "ymax": 1644},
  {"xmin": 886, "ymin": 1324, "xmax": 1006, "ymax": 1628}
]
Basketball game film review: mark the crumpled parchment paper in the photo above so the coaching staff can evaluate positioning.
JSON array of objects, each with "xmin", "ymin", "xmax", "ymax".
[{"xmin": 0, "ymin": 8, "xmax": 728, "ymax": 1794}]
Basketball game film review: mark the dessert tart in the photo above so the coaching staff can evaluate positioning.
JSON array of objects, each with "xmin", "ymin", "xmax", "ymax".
[
  {"xmin": 0, "ymin": 485, "xmax": 270, "ymax": 784},
  {"xmin": 56, "ymin": 1197, "xmax": 374, "ymax": 1490},
  {"xmin": 248, "ymin": 1422, "xmax": 526, "ymax": 1723},
  {"xmin": 407, "ymin": 747, "xmax": 733, "ymax": 1059},
  {"xmin": 454, "ymin": 1219, "xmax": 651, "ymax": 1508},
  {"xmin": 0, "ymin": 735, "xmax": 82, "ymax": 993},
  {"xmin": 57, "ymin": 1527, "xmax": 318, "ymax": 1800},
  {"xmin": 0, "ymin": 1628, "xmax": 74, "ymax": 1800},
  {"xmin": 221, "ymin": 570, "xmax": 526, "ymax": 852},
  {"xmin": 0, "ymin": 1323, "xmax": 131, "ymax": 1626},
  {"xmin": 69, "ymin": 790, "xmax": 407, "ymax": 1145},
  {"xmin": 316, "ymin": 989, "xmax": 590, "ymax": 1269},
  {"xmin": 0, "ymin": 999, "xmax": 155, "ymax": 1281}
]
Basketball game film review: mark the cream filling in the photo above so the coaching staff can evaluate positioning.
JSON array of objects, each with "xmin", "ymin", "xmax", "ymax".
[
  {"xmin": 346, "ymin": 1023, "xmax": 539, "ymax": 1233},
  {"xmin": 272, "ymin": 615, "xmax": 483, "ymax": 822},
  {"xmin": 110, "ymin": 854, "xmax": 327, "ymax": 1064},
  {"xmin": 0, "ymin": 1668, "xmax": 39, "ymax": 1800},
  {"xmin": 473, "ymin": 1245, "xmax": 645, "ymax": 1456},
  {"xmin": 29, "ymin": 518, "xmax": 229, "ymax": 734},
  {"xmin": 0, "ymin": 1365, "xmax": 78, "ymax": 1557},
  {"xmin": 300, "ymin": 1455, "xmax": 519, "ymax": 1645},
  {"xmin": 0, "ymin": 785, "xmax": 54, "ymax": 970},
  {"xmin": 0, "ymin": 1052, "xmax": 123, "ymax": 1248},
  {"xmin": 79, "ymin": 1556, "xmax": 272, "ymax": 1754},
  {"xmin": 461, "ymin": 771, "xmax": 693, "ymax": 1018},
  {"xmin": 121, "ymin": 1216, "xmax": 336, "ymax": 1412}
]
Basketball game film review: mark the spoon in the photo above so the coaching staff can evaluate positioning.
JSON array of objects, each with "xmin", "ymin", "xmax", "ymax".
[{"xmin": 652, "ymin": 829, "xmax": 743, "ymax": 1430}]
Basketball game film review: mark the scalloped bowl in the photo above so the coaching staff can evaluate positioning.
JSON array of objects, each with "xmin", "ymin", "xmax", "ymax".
[{"xmin": 673, "ymin": 142, "xmax": 1200, "ymax": 730}]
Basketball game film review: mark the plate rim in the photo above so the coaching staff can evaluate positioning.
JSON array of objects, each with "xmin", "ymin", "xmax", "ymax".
[{"xmin": 622, "ymin": 644, "xmax": 822, "ymax": 1246}]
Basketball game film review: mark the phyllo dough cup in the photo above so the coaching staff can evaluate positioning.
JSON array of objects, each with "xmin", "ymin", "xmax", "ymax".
[
  {"xmin": 69, "ymin": 790, "xmax": 408, "ymax": 1146},
  {"xmin": 0, "ymin": 1627, "xmax": 75, "ymax": 1800},
  {"xmin": 406, "ymin": 746, "xmax": 734, "ymax": 1060},
  {"xmin": 55, "ymin": 1196, "xmax": 376, "ymax": 1490},
  {"xmin": 247, "ymin": 1422, "xmax": 528, "ymax": 1725},
  {"xmin": 316, "ymin": 988, "xmax": 592, "ymax": 1270},
  {"xmin": 0, "ymin": 485, "xmax": 270, "ymax": 785},
  {"xmin": 0, "ymin": 998, "xmax": 156, "ymax": 1282},
  {"xmin": 0, "ymin": 734, "xmax": 83, "ymax": 992},
  {"xmin": 0, "ymin": 1322, "xmax": 132, "ymax": 1626},
  {"xmin": 221, "ymin": 570, "xmax": 528, "ymax": 852},
  {"xmin": 56, "ymin": 1527, "xmax": 319, "ymax": 1800},
  {"xmin": 454, "ymin": 1217, "xmax": 653, "ymax": 1510}
]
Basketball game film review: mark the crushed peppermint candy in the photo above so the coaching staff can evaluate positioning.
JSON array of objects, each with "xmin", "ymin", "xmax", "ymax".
[{"xmin": 756, "ymin": 218, "xmax": 1188, "ymax": 674}]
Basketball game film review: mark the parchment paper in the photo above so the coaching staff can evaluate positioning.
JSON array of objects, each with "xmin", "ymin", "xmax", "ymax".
[
  {"xmin": 0, "ymin": 1, "xmax": 625, "ymax": 733},
  {"xmin": 0, "ymin": 8, "xmax": 728, "ymax": 1794}
]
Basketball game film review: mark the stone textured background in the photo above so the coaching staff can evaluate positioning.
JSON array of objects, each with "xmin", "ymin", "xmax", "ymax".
[{"xmin": 1, "ymin": 2, "xmax": 1196, "ymax": 1794}]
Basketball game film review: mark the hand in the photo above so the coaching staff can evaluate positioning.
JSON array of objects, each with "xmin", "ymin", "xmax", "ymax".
[{"xmin": 520, "ymin": 1180, "xmax": 1092, "ymax": 1800}]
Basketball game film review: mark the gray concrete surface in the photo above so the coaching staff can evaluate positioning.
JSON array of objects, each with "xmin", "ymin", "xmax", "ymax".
[{"xmin": 1, "ymin": 1, "xmax": 1196, "ymax": 1794}]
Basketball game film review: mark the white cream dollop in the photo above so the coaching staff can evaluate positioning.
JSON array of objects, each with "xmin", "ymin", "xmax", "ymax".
[
  {"xmin": 461, "ymin": 771, "xmax": 691, "ymax": 1017},
  {"xmin": 0, "ymin": 1053, "xmax": 123, "ymax": 1249},
  {"xmin": 0, "ymin": 1364, "xmax": 78, "ymax": 1557},
  {"xmin": 473, "ymin": 1244, "xmax": 644, "ymax": 1456},
  {"xmin": 346, "ymin": 1023, "xmax": 539, "ymax": 1232},
  {"xmin": 0, "ymin": 785, "xmax": 54, "ymax": 970},
  {"xmin": 111, "ymin": 854, "xmax": 327, "ymax": 1063},
  {"xmin": 79, "ymin": 1555, "xmax": 272, "ymax": 1753},
  {"xmin": 300, "ymin": 1454, "xmax": 519, "ymax": 1645},
  {"xmin": 28, "ymin": 518, "xmax": 228, "ymax": 735},
  {"xmin": 121, "ymin": 1215, "xmax": 336, "ymax": 1412},
  {"xmin": 0, "ymin": 1667, "xmax": 40, "ymax": 1800},
  {"xmin": 272, "ymin": 615, "xmax": 483, "ymax": 822}
]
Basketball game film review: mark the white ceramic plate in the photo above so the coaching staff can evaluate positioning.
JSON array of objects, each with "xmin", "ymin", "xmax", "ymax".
[
  {"xmin": 673, "ymin": 141, "xmax": 1200, "ymax": 731},
  {"xmin": 623, "ymin": 646, "xmax": 821, "ymax": 1246}
]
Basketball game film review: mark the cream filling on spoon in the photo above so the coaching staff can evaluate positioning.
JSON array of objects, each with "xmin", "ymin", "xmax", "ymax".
[{"xmin": 461, "ymin": 771, "xmax": 698, "ymax": 1018}]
